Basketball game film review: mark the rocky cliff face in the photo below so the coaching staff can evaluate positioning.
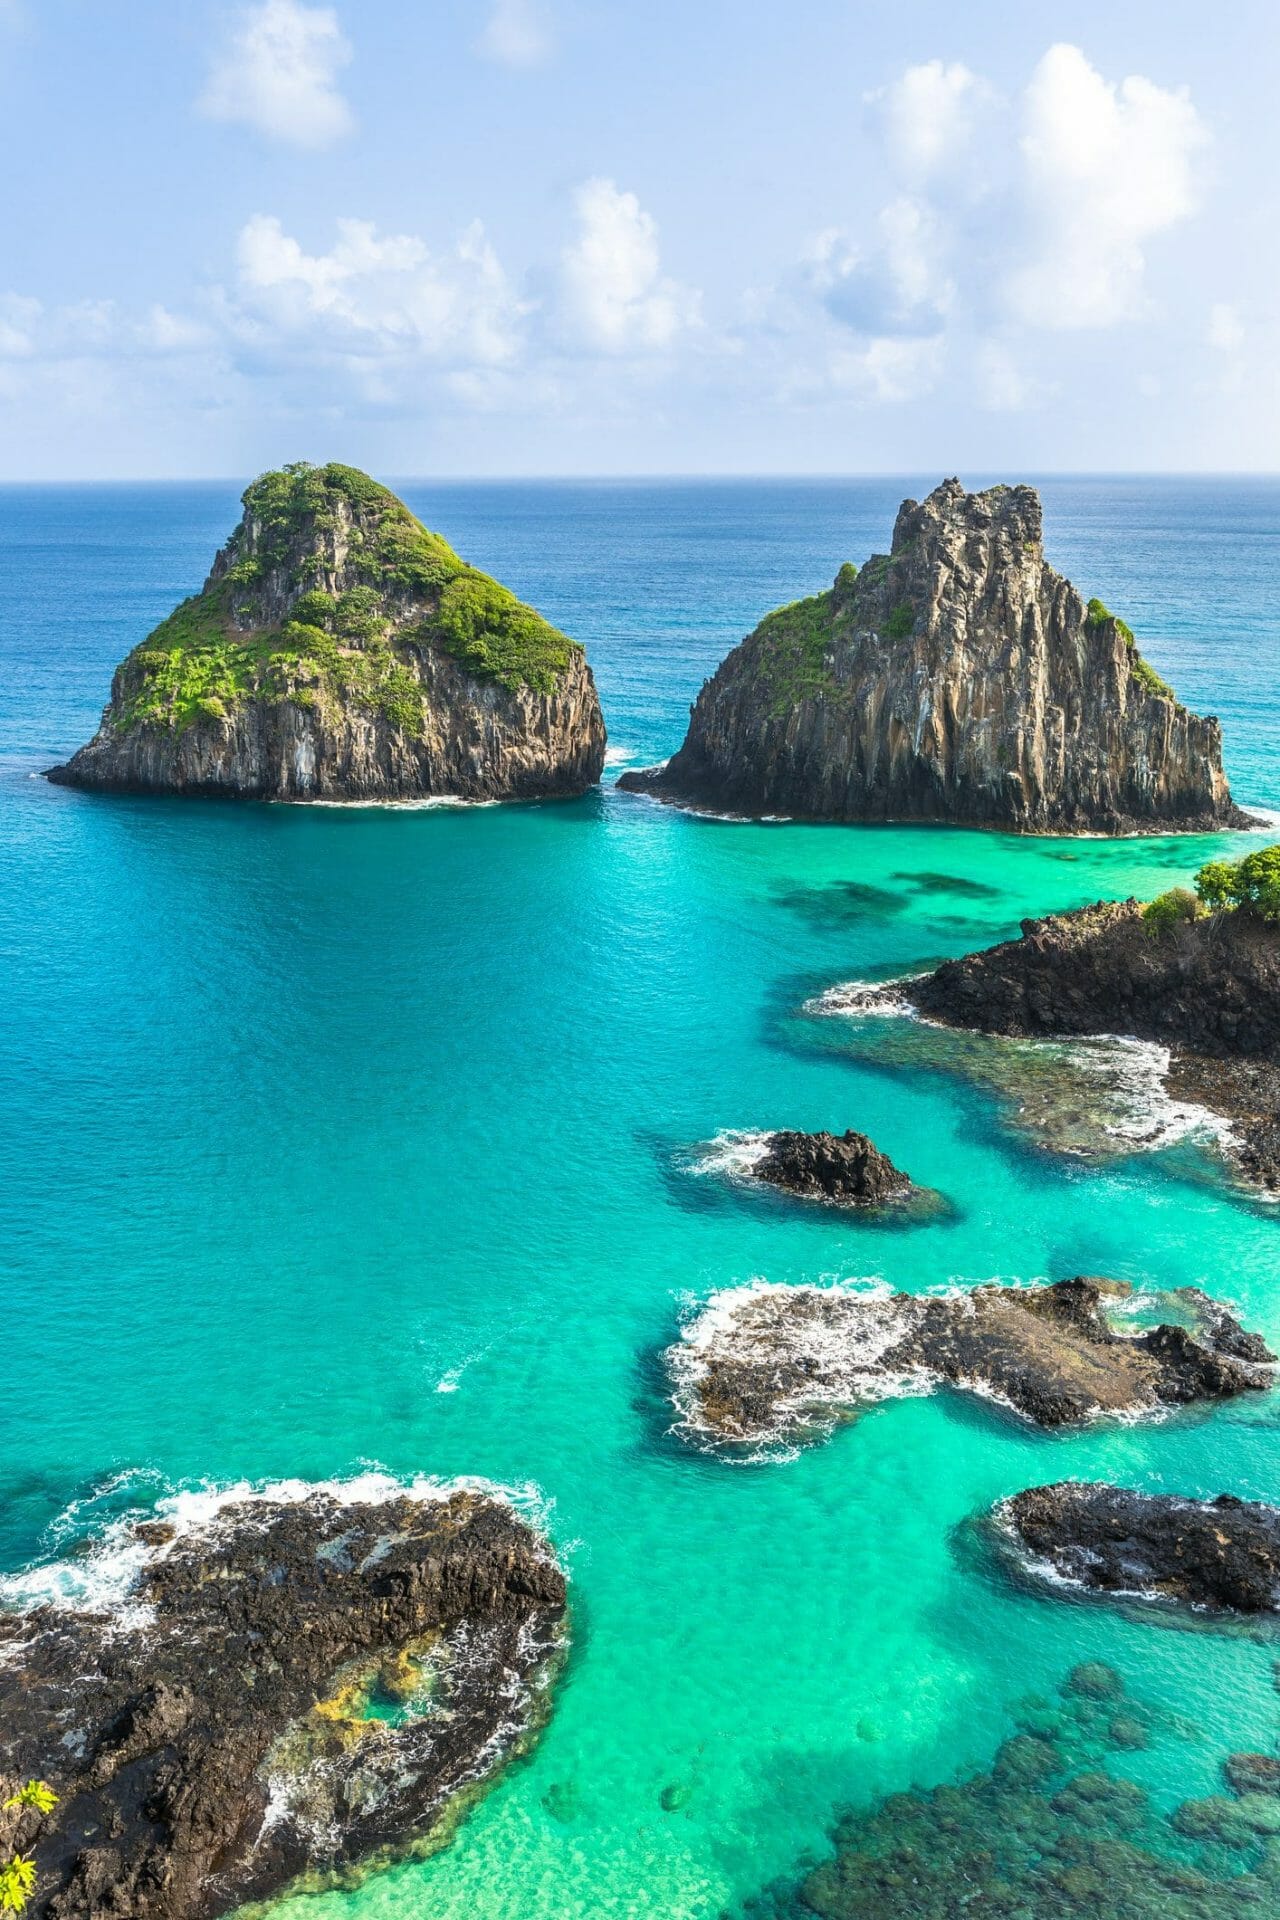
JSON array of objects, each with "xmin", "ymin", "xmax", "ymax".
[
  {"xmin": 48, "ymin": 463, "xmax": 606, "ymax": 802},
  {"xmin": 621, "ymin": 479, "xmax": 1246, "ymax": 832}
]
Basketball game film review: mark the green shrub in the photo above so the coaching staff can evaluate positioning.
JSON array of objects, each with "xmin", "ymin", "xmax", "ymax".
[
  {"xmin": 833, "ymin": 561, "xmax": 858, "ymax": 595},
  {"xmin": 1194, "ymin": 845, "xmax": 1280, "ymax": 920},
  {"xmin": 2, "ymin": 1780, "xmax": 58, "ymax": 1912},
  {"xmin": 1086, "ymin": 597, "xmax": 1175, "ymax": 701},
  {"xmin": 752, "ymin": 590, "xmax": 837, "ymax": 715},
  {"xmin": 1141, "ymin": 888, "xmax": 1200, "ymax": 937},
  {"xmin": 430, "ymin": 571, "xmax": 575, "ymax": 694},
  {"xmin": 884, "ymin": 601, "xmax": 915, "ymax": 641}
]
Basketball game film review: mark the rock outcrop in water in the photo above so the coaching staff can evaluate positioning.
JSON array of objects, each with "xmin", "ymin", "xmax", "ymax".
[
  {"xmin": 1002, "ymin": 1481, "xmax": 1280, "ymax": 1614},
  {"xmin": 744, "ymin": 1665, "xmax": 1280, "ymax": 1920},
  {"xmin": 48, "ymin": 462, "xmax": 606, "ymax": 801},
  {"xmin": 620, "ymin": 479, "xmax": 1246, "ymax": 832},
  {"xmin": 752, "ymin": 1129, "xmax": 915, "ymax": 1206},
  {"xmin": 672, "ymin": 1276, "xmax": 1273, "ymax": 1448},
  {"xmin": 904, "ymin": 898, "xmax": 1280, "ymax": 1187},
  {"xmin": 0, "ymin": 1482, "xmax": 565, "ymax": 1918}
]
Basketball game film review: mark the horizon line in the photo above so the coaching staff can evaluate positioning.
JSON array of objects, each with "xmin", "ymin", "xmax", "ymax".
[{"xmin": 2, "ymin": 468, "xmax": 1280, "ymax": 487}]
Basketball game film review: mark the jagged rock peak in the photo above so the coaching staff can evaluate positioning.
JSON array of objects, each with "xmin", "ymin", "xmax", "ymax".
[
  {"xmin": 48, "ymin": 461, "xmax": 606, "ymax": 803},
  {"xmin": 621, "ymin": 477, "xmax": 1249, "ymax": 834}
]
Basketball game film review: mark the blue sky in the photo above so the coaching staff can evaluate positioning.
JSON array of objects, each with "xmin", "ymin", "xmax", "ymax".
[{"xmin": 0, "ymin": 0, "xmax": 1274, "ymax": 477}]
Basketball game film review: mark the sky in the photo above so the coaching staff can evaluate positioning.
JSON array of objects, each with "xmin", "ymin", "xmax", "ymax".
[{"xmin": 1, "ymin": 0, "xmax": 1276, "ymax": 478}]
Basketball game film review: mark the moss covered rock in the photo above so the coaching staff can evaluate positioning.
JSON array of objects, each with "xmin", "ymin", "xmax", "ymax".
[{"xmin": 49, "ymin": 462, "xmax": 606, "ymax": 802}]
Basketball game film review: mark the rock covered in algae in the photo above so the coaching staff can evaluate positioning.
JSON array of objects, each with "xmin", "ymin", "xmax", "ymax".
[
  {"xmin": 670, "ymin": 1275, "xmax": 1273, "ymax": 1449},
  {"xmin": 621, "ymin": 479, "xmax": 1246, "ymax": 832},
  {"xmin": 1002, "ymin": 1481, "xmax": 1280, "ymax": 1614},
  {"xmin": 0, "ymin": 1480, "xmax": 566, "ymax": 1918},
  {"xmin": 48, "ymin": 462, "xmax": 607, "ymax": 802},
  {"xmin": 742, "ymin": 1666, "xmax": 1280, "ymax": 1920}
]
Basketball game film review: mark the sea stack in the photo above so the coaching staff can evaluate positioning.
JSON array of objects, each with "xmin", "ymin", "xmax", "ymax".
[
  {"xmin": 48, "ymin": 462, "xmax": 607, "ymax": 801},
  {"xmin": 621, "ymin": 479, "xmax": 1246, "ymax": 832}
]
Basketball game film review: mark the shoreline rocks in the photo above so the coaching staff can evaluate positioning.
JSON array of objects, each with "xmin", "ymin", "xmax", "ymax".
[
  {"xmin": 1001, "ymin": 1481, "xmax": 1280, "ymax": 1614},
  {"xmin": 47, "ymin": 462, "xmax": 606, "ymax": 803},
  {"xmin": 751, "ymin": 1128, "xmax": 917, "ymax": 1207},
  {"xmin": 671, "ymin": 1275, "xmax": 1274, "ymax": 1448},
  {"xmin": 621, "ymin": 479, "xmax": 1247, "ymax": 833},
  {"xmin": 901, "ymin": 898, "xmax": 1280, "ymax": 1186},
  {"xmin": 0, "ymin": 1481, "xmax": 565, "ymax": 1919}
]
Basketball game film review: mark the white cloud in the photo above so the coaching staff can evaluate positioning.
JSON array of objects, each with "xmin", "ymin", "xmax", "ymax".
[
  {"xmin": 828, "ymin": 334, "xmax": 945, "ymax": 404},
  {"xmin": 874, "ymin": 59, "xmax": 985, "ymax": 180},
  {"xmin": 478, "ymin": 0, "xmax": 550, "ymax": 67},
  {"xmin": 1208, "ymin": 301, "xmax": 1244, "ymax": 353},
  {"xmin": 234, "ymin": 213, "xmax": 525, "ymax": 366},
  {"xmin": 1006, "ymin": 43, "xmax": 1208, "ymax": 328},
  {"xmin": 806, "ymin": 197, "xmax": 954, "ymax": 338},
  {"xmin": 200, "ymin": 0, "xmax": 353, "ymax": 149},
  {"xmin": 560, "ymin": 178, "xmax": 699, "ymax": 353}
]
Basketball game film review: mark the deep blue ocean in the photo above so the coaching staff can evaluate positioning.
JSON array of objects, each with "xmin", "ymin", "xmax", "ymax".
[{"xmin": 3, "ymin": 477, "xmax": 1280, "ymax": 1918}]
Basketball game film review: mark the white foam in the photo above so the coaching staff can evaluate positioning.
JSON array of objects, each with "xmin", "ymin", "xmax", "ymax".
[
  {"xmin": 1060, "ymin": 1033, "xmax": 1237, "ymax": 1152},
  {"xmin": 280, "ymin": 795, "xmax": 498, "ymax": 811},
  {"xmin": 689, "ymin": 1129, "xmax": 773, "ymax": 1179},
  {"xmin": 0, "ymin": 1471, "xmax": 554, "ymax": 1633},
  {"xmin": 807, "ymin": 977, "xmax": 922, "ymax": 1018},
  {"xmin": 669, "ymin": 1278, "xmax": 927, "ymax": 1456},
  {"xmin": 603, "ymin": 744, "xmax": 637, "ymax": 768}
]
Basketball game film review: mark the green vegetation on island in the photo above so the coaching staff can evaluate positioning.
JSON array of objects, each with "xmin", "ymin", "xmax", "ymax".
[
  {"xmin": 116, "ymin": 462, "xmax": 579, "ymax": 738},
  {"xmin": 1, "ymin": 1778, "xmax": 58, "ymax": 1914},
  {"xmin": 1142, "ymin": 845, "xmax": 1280, "ymax": 935},
  {"xmin": 1086, "ymin": 597, "xmax": 1179, "ymax": 704}
]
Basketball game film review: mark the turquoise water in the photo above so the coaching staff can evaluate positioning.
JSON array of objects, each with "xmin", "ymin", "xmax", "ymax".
[{"xmin": 3, "ymin": 478, "xmax": 1280, "ymax": 1918}]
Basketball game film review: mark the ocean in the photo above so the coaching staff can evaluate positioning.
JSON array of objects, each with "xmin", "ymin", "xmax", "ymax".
[{"xmin": 2, "ymin": 476, "xmax": 1279, "ymax": 1917}]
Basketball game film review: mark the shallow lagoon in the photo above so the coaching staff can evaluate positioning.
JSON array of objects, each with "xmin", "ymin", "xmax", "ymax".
[{"xmin": 3, "ymin": 478, "xmax": 1280, "ymax": 1917}]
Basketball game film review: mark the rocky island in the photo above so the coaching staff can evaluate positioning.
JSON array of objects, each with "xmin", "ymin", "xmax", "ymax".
[
  {"xmin": 744, "ymin": 1128, "xmax": 919, "ymax": 1207},
  {"xmin": 0, "ymin": 1480, "xmax": 566, "ymax": 1918},
  {"xmin": 621, "ymin": 478, "xmax": 1246, "ymax": 832},
  {"xmin": 897, "ymin": 860, "xmax": 1280, "ymax": 1185},
  {"xmin": 671, "ymin": 1275, "xmax": 1273, "ymax": 1449},
  {"xmin": 48, "ymin": 462, "xmax": 606, "ymax": 801},
  {"xmin": 1000, "ymin": 1481, "xmax": 1280, "ymax": 1614}
]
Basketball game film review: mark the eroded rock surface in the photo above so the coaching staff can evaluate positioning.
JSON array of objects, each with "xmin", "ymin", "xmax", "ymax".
[
  {"xmin": 621, "ymin": 479, "xmax": 1245, "ymax": 832},
  {"xmin": 752, "ymin": 1129, "xmax": 915, "ymax": 1206},
  {"xmin": 48, "ymin": 462, "xmax": 606, "ymax": 802},
  {"xmin": 0, "ymin": 1482, "xmax": 566, "ymax": 1918},
  {"xmin": 671, "ymin": 1276, "xmax": 1273, "ymax": 1448},
  {"xmin": 1003, "ymin": 1481, "xmax": 1280, "ymax": 1613}
]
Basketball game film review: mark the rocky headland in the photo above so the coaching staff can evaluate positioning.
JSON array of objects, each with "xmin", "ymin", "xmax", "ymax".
[
  {"xmin": 671, "ymin": 1276, "xmax": 1273, "ymax": 1449},
  {"xmin": 620, "ymin": 478, "xmax": 1247, "ymax": 832},
  {"xmin": 0, "ymin": 1480, "xmax": 565, "ymax": 1918},
  {"xmin": 899, "ymin": 895, "xmax": 1280, "ymax": 1186},
  {"xmin": 48, "ymin": 462, "xmax": 606, "ymax": 802},
  {"xmin": 1001, "ymin": 1481, "xmax": 1280, "ymax": 1614}
]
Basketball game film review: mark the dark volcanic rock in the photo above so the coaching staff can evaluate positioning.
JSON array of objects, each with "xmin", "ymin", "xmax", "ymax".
[
  {"xmin": 905, "ymin": 898, "xmax": 1280, "ymax": 1186},
  {"xmin": 743, "ymin": 1666, "xmax": 1280, "ymax": 1920},
  {"xmin": 620, "ymin": 479, "xmax": 1245, "ymax": 832},
  {"xmin": 752, "ymin": 1129, "xmax": 914, "ymax": 1206},
  {"xmin": 1003, "ymin": 1481, "xmax": 1280, "ymax": 1613},
  {"xmin": 0, "ymin": 1483, "xmax": 566, "ymax": 1918},
  {"xmin": 672, "ymin": 1275, "xmax": 1273, "ymax": 1448},
  {"xmin": 48, "ymin": 462, "xmax": 606, "ymax": 802}
]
